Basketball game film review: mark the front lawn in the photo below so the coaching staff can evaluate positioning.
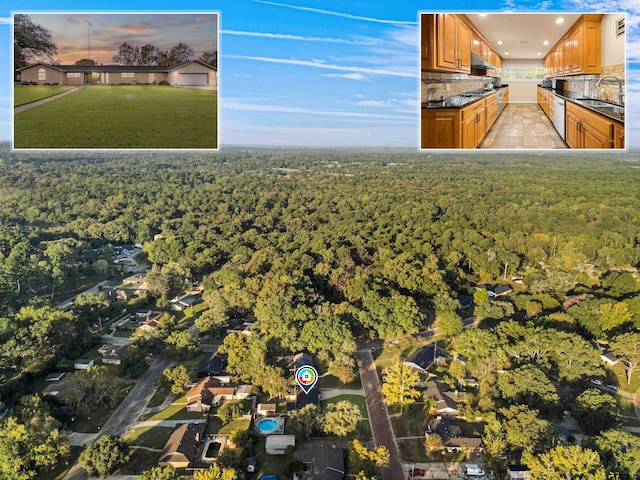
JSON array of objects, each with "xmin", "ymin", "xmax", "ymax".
[
  {"xmin": 323, "ymin": 394, "xmax": 368, "ymax": 418},
  {"xmin": 140, "ymin": 403, "xmax": 205, "ymax": 421},
  {"xmin": 605, "ymin": 363, "xmax": 640, "ymax": 393},
  {"xmin": 123, "ymin": 426, "xmax": 174, "ymax": 449},
  {"xmin": 14, "ymin": 85, "xmax": 218, "ymax": 149},
  {"xmin": 14, "ymin": 84, "xmax": 76, "ymax": 106}
]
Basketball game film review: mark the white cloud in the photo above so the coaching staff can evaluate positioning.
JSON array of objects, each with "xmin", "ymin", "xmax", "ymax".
[
  {"xmin": 225, "ymin": 54, "xmax": 415, "ymax": 78},
  {"xmin": 321, "ymin": 73, "xmax": 370, "ymax": 81},
  {"xmin": 223, "ymin": 98, "xmax": 415, "ymax": 122},
  {"xmin": 356, "ymin": 100, "xmax": 393, "ymax": 107},
  {"xmin": 221, "ymin": 29, "xmax": 379, "ymax": 45},
  {"xmin": 253, "ymin": 0, "xmax": 416, "ymax": 25}
]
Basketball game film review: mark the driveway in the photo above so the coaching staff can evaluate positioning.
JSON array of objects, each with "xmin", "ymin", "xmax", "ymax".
[{"xmin": 355, "ymin": 349, "xmax": 405, "ymax": 480}]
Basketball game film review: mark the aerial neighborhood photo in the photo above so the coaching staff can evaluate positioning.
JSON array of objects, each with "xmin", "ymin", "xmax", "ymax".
[
  {"xmin": 1, "ymin": 2, "xmax": 640, "ymax": 480},
  {"xmin": 13, "ymin": 13, "xmax": 219, "ymax": 149}
]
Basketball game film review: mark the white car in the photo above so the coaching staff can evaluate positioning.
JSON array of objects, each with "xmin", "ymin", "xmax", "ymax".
[
  {"xmin": 606, "ymin": 384, "xmax": 618, "ymax": 391},
  {"xmin": 590, "ymin": 378, "xmax": 603, "ymax": 386},
  {"xmin": 466, "ymin": 464, "xmax": 486, "ymax": 477}
]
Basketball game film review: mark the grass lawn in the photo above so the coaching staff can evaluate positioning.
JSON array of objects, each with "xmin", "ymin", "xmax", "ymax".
[
  {"xmin": 146, "ymin": 386, "xmax": 171, "ymax": 408},
  {"xmin": 398, "ymin": 438, "xmax": 467, "ymax": 463},
  {"xmin": 390, "ymin": 403, "xmax": 429, "ymax": 438},
  {"xmin": 71, "ymin": 385, "xmax": 131, "ymax": 432},
  {"xmin": 606, "ymin": 363, "xmax": 640, "ymax": 393},
  {"xmin": 248, "ymin": 439, "xmax": 288, "ymax": 480},
  {"xmin": 123, "ymin": 426, "xmax": 174, "ymax": 449},
  {"xmin": 205, "ymin": 416, "xmax": 223, "ymax": 435},
  {"xmin": 618, "ymin": 397, "xmax": 640, "ymax": 427},
  {"xmin": 14, "ymin": 84, "xmax": 76, "ymax": 106},
  {"xmin": 319, "ymin": 373, "xmax": 362, "ymax": 389},
  {"xmin": 14, "ymin": 85, "xmax": 218, "ymax": 149},
  {"xmin": 140, "ymin": 403, "xmax": 205, "ymax": 421},
  {"xmin": 218, "ymin": 417, "xmax": 251, "ymax": 435},
  {"xmin": 118, "ymin": 448, "xmax": 161, "ymax": 474},
  {"xmin": 323, "ymin": 394, "xmax": 368, "ymax": 418}
]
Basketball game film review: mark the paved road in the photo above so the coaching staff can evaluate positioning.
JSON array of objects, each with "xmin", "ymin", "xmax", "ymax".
[
  {"xmin": 355, "ymin": 349, "xmax": 404, "ymax": 480},
  {"xmin": 100, "ymin": 334, "xmax": 131, "ymax": 346},
  {"xmin": 55, "ymin": 280, "xmax": 111, "ymax": 310},
  {"xmin": 63, "ymin": 357, "xmax": 173, "ymax": 480},
  {"xmin": 14, "ymin": 85, "xmax": 84, "ymax": 113}
]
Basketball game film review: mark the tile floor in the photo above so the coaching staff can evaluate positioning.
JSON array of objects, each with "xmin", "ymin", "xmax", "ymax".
[{"xmin": 480, "ymin": 103, "xmax": 567, "ymax": 149}]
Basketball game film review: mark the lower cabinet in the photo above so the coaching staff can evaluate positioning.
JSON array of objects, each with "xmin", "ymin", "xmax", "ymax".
[
  {"xmin": 565, "ymin": 101, "xmax": 621, "ymax": 149},
  {"xmin": 461, "ymin": 100, "xmax": 486, "ymax": 149},
  {"xmin": 485, "ymin": 93, "xmax": 499, "ymax": 131},
  {"xmin": 421, "ymin": 109, "xmax": 458, "ymax": 148}
]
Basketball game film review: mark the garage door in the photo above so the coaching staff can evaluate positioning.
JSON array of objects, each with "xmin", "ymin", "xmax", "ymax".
[{"xmin": 178, "ymin": 73, "xmax": 208, "ymax": 85}]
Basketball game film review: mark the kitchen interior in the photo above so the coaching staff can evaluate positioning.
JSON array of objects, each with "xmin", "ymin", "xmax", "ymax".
[{"xmin": 420, "ymin": 13, "xmax": 626, "ymax": 149}]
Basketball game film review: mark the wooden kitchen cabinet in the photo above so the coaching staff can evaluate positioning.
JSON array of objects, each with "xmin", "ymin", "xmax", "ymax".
[
  {"xmin": 485, "ymin": 92, "xmax": 498, "ymax": 130},
  {"xmin": 422, "ymin": 14, "xmax": 470, "ymax": 73},
  {"xmin": 614, "ymin": 123, "xmax": 625, "ymax": 149},
  {"xmin": 566, "ymin": 101, "xmax": 618, "ymax": 149},
  {"xmin": 544, "ymin": 14, "xmax": 601, "ymax": 77},
  {"xmin": 461, "ymin": 100, "xmax": 486, "ymax": 148},
  {"xmin": 421, "ymin": 109, "xmax": 458, "ymax": 148}
]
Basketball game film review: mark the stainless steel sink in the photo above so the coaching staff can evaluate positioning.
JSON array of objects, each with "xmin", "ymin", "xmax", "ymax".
[
  {"xmin": 594, "ymin": 105, "xmax": 625, "ymax": 115},
  {"xmin": 576, "ymin": 98, "xmax": 614, "ymax": 107}
]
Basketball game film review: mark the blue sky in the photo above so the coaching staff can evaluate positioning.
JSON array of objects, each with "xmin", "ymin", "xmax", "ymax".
[{"xmin": 1, "ymin": 0, "xmax": 638, "ymax": 147}]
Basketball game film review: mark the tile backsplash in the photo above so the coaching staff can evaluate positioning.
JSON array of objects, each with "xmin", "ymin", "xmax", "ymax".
[{"xmin": 421, "ymin": 72, "xmax": 499, "ymax": 102}]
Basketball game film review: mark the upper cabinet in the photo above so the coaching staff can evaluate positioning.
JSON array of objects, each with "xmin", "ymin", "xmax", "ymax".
[
  {"xmin": 422, "ymin": 14, "xmax": 471, "ymax": 73},
  {"xmin": 422, "ymin": 14, "xmax": 501, "ymax": 76},
  {"xmin": 544, "ymin": 14, "xmax": 602, "ymax": 78}
]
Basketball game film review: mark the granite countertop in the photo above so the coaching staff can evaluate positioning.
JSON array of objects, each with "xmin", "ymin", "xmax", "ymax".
[
  {"xmin": 422, "ymin": 86, "xmax": 505, "ymax": 110},
  {"xmin": 538, "ymin": 86, "xmax": 624, "ymax": 124}
]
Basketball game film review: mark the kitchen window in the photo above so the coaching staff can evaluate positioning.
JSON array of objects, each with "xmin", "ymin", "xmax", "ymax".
[{"xmin": 502, "ymin": 65, "xmax": 544, "ymax": 81}]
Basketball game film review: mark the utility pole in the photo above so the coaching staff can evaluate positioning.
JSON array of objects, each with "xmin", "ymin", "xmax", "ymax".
[{"xmin": 87, "ymin": 20, "xmax": 92, "ymax": 61}]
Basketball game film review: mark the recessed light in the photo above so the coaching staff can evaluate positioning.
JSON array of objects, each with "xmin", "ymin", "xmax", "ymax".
[
  {"xmin": 543, "ymin": 40, "xmax": 549, "ymax": 45},
  {"xmin": 504, "ymin": 52, "xmax": 509, "ymax": 55},
  {"xmin": 537, "ymin": 52, "xmax": 542, "ymax": 55},
  {"xmin": 556, "ymin": 18, "xmax": 564, "ymax": 24},
  {"xmin": 497, "ymin": 40, "xmax": 503, "ymax": 45}
]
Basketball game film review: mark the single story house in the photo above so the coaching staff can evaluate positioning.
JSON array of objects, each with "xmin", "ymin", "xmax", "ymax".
[
  {"xmin": 198, "ymin": 352, "xmax": 228, "ymax": 378},
  {"xmin": 98, "ymin": 344, "xmax": 126, "ymax": 365},
  {"xmin": 226, "ymin": 319, "xmax": 254, "ymax": 335},
  {"xmin": 74, "ymin": 358, "xmax": 95, "ymax": 370},
  {"xmin": 257, "ymin": 404, "xmax": 277, "ymax": 416},
  {"xmin": 427, "ymin": 417, "xmax": 483, "ymax": 456},
  {"xmin": 600, "ymin": 351, "xmax": 619, "ymax": 366},
  {"xmin": 236, "ymin": 385, "xmax": 253, "ymax": 400},
  {"xmin": 424, "ymin": 381, "xmax": 466, "ymax": 417},
  {"xmin": 18, "ymin": 60, "xmax": 217, "ymax": 87},
  {"xmin": 290, "ymin": 352, "xmax": 314, "ymax": 372},
  {"xmin": 186, "ymin": 377, "xmax": 222, "ymax": 412},
  {"xmin": 265, "ymin": 435, "xmax": 296, "ymax": 455},
  {"xmin": 294, "ymin": 443, "xmax": 345, "ymax": 480},
  {"xmin": 45, "ymin": 372, "xmax": 65, "ymax": 382},
  {"xmin": 508, "ymin": 466, "xmax": 532, "ymax": 479},
  {"xmin": 287, "ymin": 387, "xmax": 321, "ymax": 411},
  {"xmin": 159, "ymin": 422, "xmax": 205, "ymax": 468},
  {"xmin": 403, "ymin": 344, "xmax": 448, "ymax": 373},
  {"xmin": 170, "ymin": 294, "xmax": 201, "ymax": 311}
]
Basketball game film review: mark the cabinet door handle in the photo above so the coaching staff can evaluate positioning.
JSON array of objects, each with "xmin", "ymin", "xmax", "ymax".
[{"xmin": 619, "ymin": 136, "xmax": 625, "ymax": 140}]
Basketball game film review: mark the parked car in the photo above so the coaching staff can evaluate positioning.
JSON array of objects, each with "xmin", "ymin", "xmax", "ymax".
[
  {"xmin": 606, "ymin": 384, "xmax": 618, "ymax": 391},
  {"xmin": 590, "ymin": 378, "xmax": 603, "ymax": 386},
  {"xmin": 409, "ymin": 469, "xmax": 426, "ymax": 477}
]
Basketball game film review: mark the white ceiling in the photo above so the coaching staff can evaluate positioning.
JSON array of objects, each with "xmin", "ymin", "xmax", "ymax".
[{"xmin": 466, "ymin": 13, "xmax": 582, "ymax": 60}]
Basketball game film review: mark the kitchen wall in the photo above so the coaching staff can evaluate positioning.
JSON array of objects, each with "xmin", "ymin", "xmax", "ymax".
[
  {"xmin": 421, "ymin": 71, "xmax": 498, "ymax": 102},
  {"xmin": 502, "ymin": 59, "xmax": 541, "ymax": 103}
]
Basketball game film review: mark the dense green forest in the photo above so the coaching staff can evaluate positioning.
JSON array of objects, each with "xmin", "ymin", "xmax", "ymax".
[{"xmin": 0, "ymin": 146, "xmax": 639, "ymax": 478}]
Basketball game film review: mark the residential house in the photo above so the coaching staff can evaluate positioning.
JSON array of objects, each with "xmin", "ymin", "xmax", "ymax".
[
  {"xmin": 403, "ymin": 344, "xmax": 447, "ymax": 373},
  {"xmin": 287, "ymin": 387, "xmax": 321, "ymax": 411},
  {"xmin": 487, "ymin": 284, "xmax": 513, "ymax": 297},
  {"xmin": 124, "ymin": 273, "xmax": 147, "ymax": 285},
  {"xmin": 257, "ymin": 404, "xmax": 277, "ymax": 416},
  {"xmin": 427, "ymin": 417, "xmax": 483, "ymax": 456},
  {"xmin": 186, "ymin": 377, "xmax": 234, "ymax": 412},
  {"xmin": 457, "ymin": 378, "xmax": 479, "ymax": 388},
  {"xmin": 265, "ymin": 435, "xmax": 296, "ymax": 455},
  {"xmin": 74, "ymin": 358, "xmax": 95, "ymax": 370},
  {"xmin": 294, "ymin": 443, "xmax": 345, "ymax": 480},
  {"xmin": 600, "ymin": 351, "xmax": 619, "ymax": 366},
  {"xmin": 158, "ymin": 422, "xmax": 206, "ymax": 468},
  {"xmin": 198, "ymin": 352, "xmax": 228, "ymax": 378},
  {"xmin": 236, "ymin": 385, "xmax": 253, "ymax": 400},
  {"xmin": 98, "ymin": 344, "xmax": 126, "ymax": 365},
  {"xmin": 18, "ymin": 60, "xmax": 217, "ymax": 87},
  {"xmin": 290, "ymin": 352, "xmax": 314, "ymax": 371},
  {"xmin": 424, "ymin": 380, "xmax": 466, "ymax": 417},
  {"xmin": 226, "ymin": 319, "xmax": 254, "ymax": 335},
  {"xmin": 170, "ymin": 294, "xmax": 200, "ymax": 311},
  {"xmin": 45, "ymin": 372, "xmax": 65, "ymax": 382},
  {"xmin": 508, "ymin": 466, "xmax": 532, "ymax": 479}
]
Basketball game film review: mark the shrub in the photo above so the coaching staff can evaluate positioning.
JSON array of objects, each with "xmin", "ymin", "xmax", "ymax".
[
  {"xmin": 29, "ymin": 81, "xmax": 37, "ymax": 85},
  {"xmin": 21, "ymin": 81, "xmax": 30, "ymax": 85},
  {"xmin": 158, "ymin": 80, "xmax": 170, "ymax": 85}
]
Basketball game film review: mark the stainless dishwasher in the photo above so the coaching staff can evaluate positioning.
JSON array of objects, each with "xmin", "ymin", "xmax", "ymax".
[{"xmin": 553, "ymin": 96, "xmax": 565, "ymax": 140}]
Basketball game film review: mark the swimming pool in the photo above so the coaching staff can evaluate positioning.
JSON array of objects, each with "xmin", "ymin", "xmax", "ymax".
[{"xmin": 256, "ymin": 418, "xmax": 279, "ymax": 433}]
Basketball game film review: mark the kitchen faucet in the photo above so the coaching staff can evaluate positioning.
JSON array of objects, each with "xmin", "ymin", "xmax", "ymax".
[{"xmin": 595, "ymin": 76, "xmax": 624, "ymax": 105}]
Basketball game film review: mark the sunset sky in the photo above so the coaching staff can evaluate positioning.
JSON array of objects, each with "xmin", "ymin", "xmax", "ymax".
[
  {"xmin": 0, "ymin": 0, "xmax": 637, "ymax": 147},
  {"xmin": 24, "ymin": 13, "xmax": 218, "ymax": 65}
]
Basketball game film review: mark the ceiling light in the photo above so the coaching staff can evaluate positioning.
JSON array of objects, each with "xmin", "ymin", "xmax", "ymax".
[
  {"xmin": 504, "ymin": 52, "xmax": 509, "ymax": 55},
  {"xmin": 543, "ymin": 40, "xmax": 549, "ymax": 45},
  {"xmin": 497, "ymin": 40, "xmax": 503, "ymax": 45},
  {"xmin": 556, "ymin": 18, "xmax": 564, "ymax": 24},
  {"xmin": 537, "ymin": 52, "xmax": 542, "ymax": 55}
]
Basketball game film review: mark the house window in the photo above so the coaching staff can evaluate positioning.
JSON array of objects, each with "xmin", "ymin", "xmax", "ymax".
[
  {"xmin": 66, "ymin": 72, "xmax": 81, "ymax": 78},
  {"xmin": 121, "ymin": 72, "xmax": 134, "ymax": 78},
  {"xmin": 502, "ymin": 65, "xmax": 545, "ymax": 81},
  {"xmin": 38, "ymin": 68, "xmax": 46, "ymax": 81}
]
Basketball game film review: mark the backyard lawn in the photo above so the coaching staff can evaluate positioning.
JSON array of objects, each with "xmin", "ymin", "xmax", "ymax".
[
  {"xmin": 14, "ymin": 85, "xmax": 218, "ymax": 148},
  {"xmin": 14, "ymin": 84, "xmax": 76, "ymax": 106}
]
